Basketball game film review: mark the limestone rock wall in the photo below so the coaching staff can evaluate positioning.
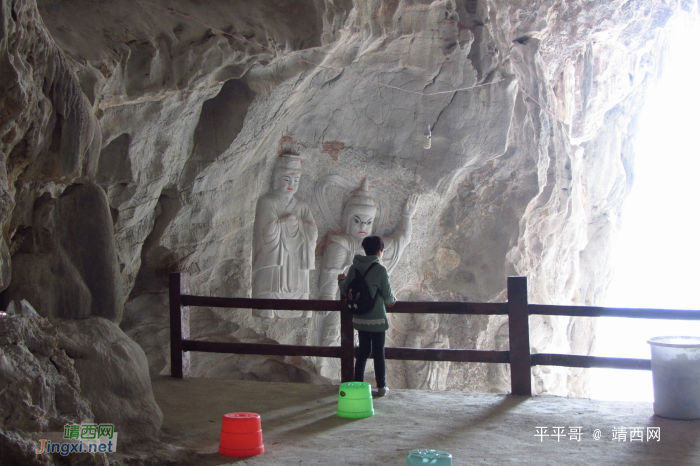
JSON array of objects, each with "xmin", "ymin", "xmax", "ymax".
[
  {"xmin": 0, "ymin": 0, "xmax": 696, "ymax": 400},
  {"xmin": 5, "ymin": 184, "xmax": 124, "ymax": 322},
  {"xmin": 0, "ymin": 315, "xmax": 192, "ymax": 465},
  {"xmin": 0, "ymin": 316, "xmax": 145, "ymax": 464}
]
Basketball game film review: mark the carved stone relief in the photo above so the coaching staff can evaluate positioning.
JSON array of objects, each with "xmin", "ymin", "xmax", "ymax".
[
  {"xmin": 251, "ymin": 155, "xmax": 318, "ymax": 318},
  {"xmin": 313, "ymin": 175, "xmax": 419, "ymax": 378},
  {"xmin": 401, "ymin": 313, "xmax": 451, "ymax": 390}
]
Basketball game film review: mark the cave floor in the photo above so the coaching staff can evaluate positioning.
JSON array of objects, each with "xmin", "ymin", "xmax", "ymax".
[{"xmin": 150, "ymin": 376, "xmax": 700, "ymax": 465}]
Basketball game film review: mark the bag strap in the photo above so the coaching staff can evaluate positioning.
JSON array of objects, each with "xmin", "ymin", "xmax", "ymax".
[{"xmin": 357, "ymin": 262, "xmax": 381, "ymax": 298}]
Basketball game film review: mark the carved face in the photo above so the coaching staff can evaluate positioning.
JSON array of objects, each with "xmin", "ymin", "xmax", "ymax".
[
  {"xmin": 415, "ymin": 314, "xmax": 439, "ymax": 332},
  {"xmin": 273, "ymin": 171, "xmax": 300, "ymax": 195},
  {"xmin": 346, "ymin": 211, "xmax": 376, "ymax": 238}
]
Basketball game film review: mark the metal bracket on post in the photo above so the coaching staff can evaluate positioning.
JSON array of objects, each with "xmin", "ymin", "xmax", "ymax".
[
  {"xmin": 169, "ymin": 272, "xmax": 191, "ymax": 378},
  {"xmin": 340, "ymin": 299, "xmax": 355, "ymax": 383},
  {"xmin": 508, "ymin": 276, "xmax": 532, "ymax": 396}
]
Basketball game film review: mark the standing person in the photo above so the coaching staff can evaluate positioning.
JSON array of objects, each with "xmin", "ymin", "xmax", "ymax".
[{"xmin": 338, "ymin": 236, "xmax": 396, "ymax": 396}]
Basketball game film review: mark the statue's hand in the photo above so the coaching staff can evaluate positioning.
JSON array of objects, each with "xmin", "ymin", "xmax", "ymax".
[
  {"xmin": 282, "ymin": 214, "xmax": 299, "ymax": 228},
  {"xmin": 403, "ymin": 193, "xmax": 420, "ymax": 217}
]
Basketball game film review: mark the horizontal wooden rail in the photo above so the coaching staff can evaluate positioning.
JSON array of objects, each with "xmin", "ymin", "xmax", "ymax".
[
  {"xmin": 180, "ymin": 341, "xmax": 509, "ymax": 364},
  {"xmin": 530, "ymin": 304, "xmax": 700, "ymax": 320},
  {"xmin": 388, "ymin": 301, "xmax": 508, "ymax": 315},
  {"xmin": 382, "ymin": 348, "xmax": 509, "ymax": 363},
  {"xmin": 181, "ymin": 295, "xmax": 341, "ymax": 311},
  {"xmin": 180, "ymin": 294, "xmax": 507, "ymax": 315},
  {"xmin": 532, "ymin": 353, "xmax": 651, "ymax": 370},
  {"xmin": 182, "ymin": 340, "xmax": 342, "ymax": 358}
]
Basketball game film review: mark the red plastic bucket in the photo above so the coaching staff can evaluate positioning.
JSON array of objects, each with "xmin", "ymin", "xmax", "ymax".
[{"xmin": 218, "ymin": 412, "xmax": 264, "ymax": 458}]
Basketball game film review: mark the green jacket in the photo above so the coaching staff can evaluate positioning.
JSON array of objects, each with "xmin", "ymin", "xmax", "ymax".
[{"xmin": 339, "ymin": 254, "xmax": 396, "ymax": 332}]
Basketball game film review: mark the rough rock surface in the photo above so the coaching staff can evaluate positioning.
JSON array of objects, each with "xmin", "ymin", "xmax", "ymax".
[
  {"xmin": 0, "ymin": 316, "xmax": 92, "ymax": 428},
  {"xmin": 57, "ymin": 317, "xmax": 164, "ymax": 441},
  {"xmin": 0, "ymin": 315, "xmax": 187, "ymax": 465},
  {"xmin": 5, "ymin": 184, "xmax": 124, "ymax": 322},
  {"xmin": 1, "ymin": 0, "xmax": 698, "ymax": 405},
  {"xmin": 0, "ymin": 315, "xmax": 102, "ymax": 465},
  {"xmin": 0, "ymin": 0, "xmax": 101, "ymax": 291}
]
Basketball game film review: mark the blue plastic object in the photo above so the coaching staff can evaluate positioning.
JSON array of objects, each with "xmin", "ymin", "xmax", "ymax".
[
  {"xmin": 336, "ymin": 382, "xmax": 374, "ymax": 418},
  {"xmin": 406, "ymin": 449, "xmax": 452, "ymax": 465}
]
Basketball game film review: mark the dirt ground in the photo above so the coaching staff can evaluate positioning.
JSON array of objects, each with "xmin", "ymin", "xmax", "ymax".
[{"xmin": 151, "ymin": 376, "xmax": 700, "ymax": 465}]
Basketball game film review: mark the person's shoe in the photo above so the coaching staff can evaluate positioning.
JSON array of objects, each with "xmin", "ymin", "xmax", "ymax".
[{"xmin": 373, "ymin": 386, "xmax": 389, "ymax": 397}]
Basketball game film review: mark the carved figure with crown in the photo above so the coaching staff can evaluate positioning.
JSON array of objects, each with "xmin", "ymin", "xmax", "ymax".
[
  {"xmin": 314, "ymin": 179, "xmax": 419, "ymax": 376},
  {"xmin": 251, "ymin": 154, "xmax": 318, "ymax": 318}
]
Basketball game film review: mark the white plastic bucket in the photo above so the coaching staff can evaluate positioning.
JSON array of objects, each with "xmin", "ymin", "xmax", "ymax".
[{"xmin": 647, "ymin": 336, "xmax": 700, "ymax": 420}]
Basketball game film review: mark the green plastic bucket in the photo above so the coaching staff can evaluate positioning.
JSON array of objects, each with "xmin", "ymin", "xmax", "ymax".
[
  {"xmin": 406, "ymin": 449, "xmax": 452, "ymax": 465},
  {"xmin": 336, "ymin": 382, "xmax": 374, "ymax": 419}
]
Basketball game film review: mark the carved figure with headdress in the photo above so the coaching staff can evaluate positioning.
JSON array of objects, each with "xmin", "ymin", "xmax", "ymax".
[
  {"xmin": 251, "ymin": 154, "xmax": 318, "ymax": 318},
  {"xmin": 314, "ymin": 177, "xmax": 419, "ymax": 377}
]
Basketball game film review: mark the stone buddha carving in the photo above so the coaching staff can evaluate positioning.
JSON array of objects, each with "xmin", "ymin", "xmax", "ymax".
[
  {"xmin": 252, "ymin": 154, "xmax": 318, "ymax": 318},
  {"xmin": 318, "ymin": 179, "xmax": 419, "ymax": 300},
  {"xmin": 314, "ymin": 179, "xmax": 419, "ymax": 377},
  {"xmin": 403, "ymin": 313, "xmax": 450, "ymax": 390}
]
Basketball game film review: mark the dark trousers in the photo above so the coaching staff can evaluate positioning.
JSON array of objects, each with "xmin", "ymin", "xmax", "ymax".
[{"xmin": 354, "ymin": 330, "xmax": 386, "ymax": 388}]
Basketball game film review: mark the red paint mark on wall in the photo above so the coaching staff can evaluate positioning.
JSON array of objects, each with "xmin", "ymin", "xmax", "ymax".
[
  {"xmin": 321, "ymin": 141, "xmax": 345, "ymax": 162},
  {"xmin": 278, "ymin": 136, "xmax": 307, "ymax": 155}
]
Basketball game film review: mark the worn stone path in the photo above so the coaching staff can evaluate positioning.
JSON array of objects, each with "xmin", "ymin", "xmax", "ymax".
[{"xmin": 152, "ymin": 376, "xmax": 700, "ymax": 465}]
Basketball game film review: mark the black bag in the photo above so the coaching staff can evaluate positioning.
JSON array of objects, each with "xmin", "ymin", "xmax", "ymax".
[{"xmin": 345, "ymin": 262, "xmax": 380, "ymax": 315}]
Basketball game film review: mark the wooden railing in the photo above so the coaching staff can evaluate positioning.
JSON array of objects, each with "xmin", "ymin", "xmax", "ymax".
[{"xmin": 169, "ymin": 273, "xmax": 700, "ymax": 396}]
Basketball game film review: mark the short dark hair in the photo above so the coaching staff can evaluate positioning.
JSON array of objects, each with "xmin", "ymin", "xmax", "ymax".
[{"xmin": 361, "ymin": 236, "xmax": 384, "ymax": 256}]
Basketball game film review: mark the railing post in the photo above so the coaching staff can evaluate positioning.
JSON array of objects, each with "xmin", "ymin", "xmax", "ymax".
[
  {"xmin": 170, "ymin": 272, "xmax": 191, "ymax": 378},
  {"xmin": 508, "ymin": 276, "xmax": 532, "ymax": 396},
  {"xmin": 340, "ymin": 299, "xmax": 355, "ymax": 383}
]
